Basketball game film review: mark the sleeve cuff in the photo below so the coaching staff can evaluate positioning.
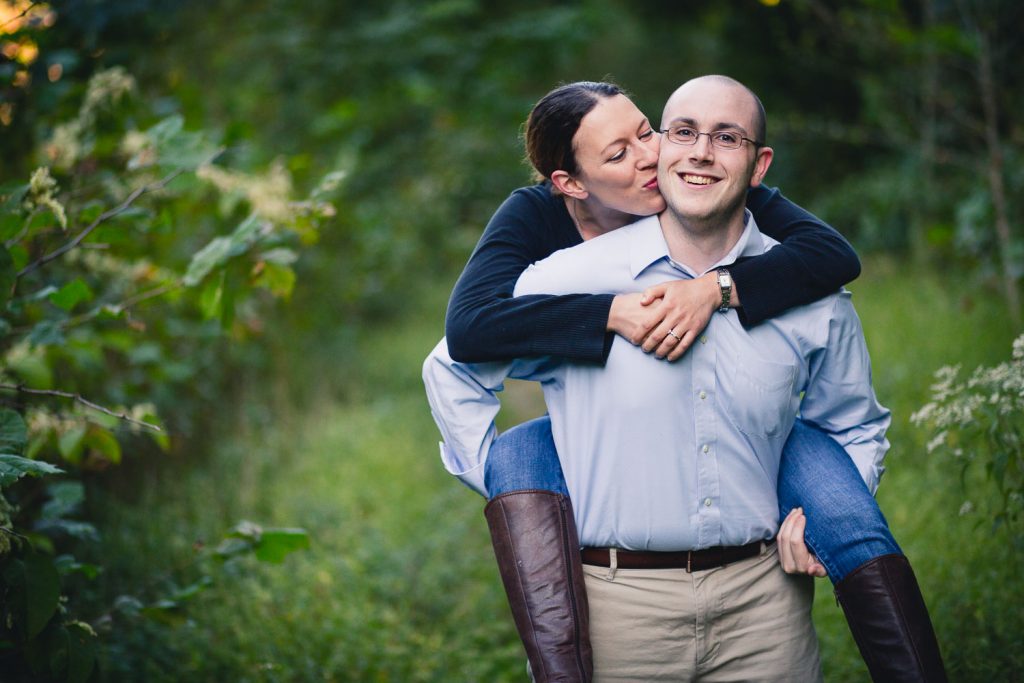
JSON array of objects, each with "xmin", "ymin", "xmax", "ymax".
[{"xmin": 438, "ymin": 441, "xmax": 488, "ymax": 497}]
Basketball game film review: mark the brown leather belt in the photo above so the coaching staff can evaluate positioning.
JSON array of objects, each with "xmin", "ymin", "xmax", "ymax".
[{"xmin": 580, "ymin": 539, "xmax": 772, "ymax": 573}]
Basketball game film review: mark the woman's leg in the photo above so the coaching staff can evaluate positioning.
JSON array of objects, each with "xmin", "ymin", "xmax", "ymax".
[
  {"xmin": 483, "ymin": 416, "xmax": 592, "ymax": 683},
  {"xmin": 779, "ymin": 418, "xmax": 947, "ymax": 682}
]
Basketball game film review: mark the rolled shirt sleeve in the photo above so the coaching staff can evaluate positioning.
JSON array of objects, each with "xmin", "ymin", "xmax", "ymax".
[
  {"xmin": 422, "ymin": 338, "xmax": 554, "ymax": 496},
  {"xmin": 799, "ymin": 292, "xmax": 891, "ymax": 494}
]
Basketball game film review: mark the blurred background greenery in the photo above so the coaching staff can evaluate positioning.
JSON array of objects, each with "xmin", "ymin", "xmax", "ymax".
[{"xmin": 1, "ymin": 0, "xmax": 1022, "ymax": 681}]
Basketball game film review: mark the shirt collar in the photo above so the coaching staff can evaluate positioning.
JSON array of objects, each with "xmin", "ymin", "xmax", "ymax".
[{"xmin": 629, "ymin": 209, "xmax": 767, "ymax": 280}]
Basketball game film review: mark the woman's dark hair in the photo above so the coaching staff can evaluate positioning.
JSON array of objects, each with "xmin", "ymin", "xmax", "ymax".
[{"xmin": 524, "ymin": 81, "xmax": 624, "ymax": 183}]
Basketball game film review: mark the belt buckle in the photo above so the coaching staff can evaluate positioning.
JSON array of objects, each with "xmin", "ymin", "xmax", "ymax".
[{"xmin": 686, "ymin": 550, "xmax": 693, "ymax": 573}]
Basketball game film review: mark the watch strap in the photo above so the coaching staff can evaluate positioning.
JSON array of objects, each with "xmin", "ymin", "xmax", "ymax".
[{"xmin": 716, "ymin": 268, "xmax": 732, "ymax": 313}]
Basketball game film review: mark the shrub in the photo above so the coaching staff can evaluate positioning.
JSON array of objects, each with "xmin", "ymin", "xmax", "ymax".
[{"xmin": 912, "ymin": 334, "xmax": 1024, "ymax": 536}]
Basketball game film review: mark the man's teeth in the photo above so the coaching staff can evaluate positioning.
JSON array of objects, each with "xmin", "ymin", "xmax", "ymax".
[{"xmin": 682, "ymin": 174, "xmax": 715, "ymax": 185}]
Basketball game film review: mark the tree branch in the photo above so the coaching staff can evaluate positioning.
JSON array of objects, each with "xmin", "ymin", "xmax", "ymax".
[
  {"xmin": 56, "ymin": 280, "xmax": 183, "ymax": 331},
  {"xmin": 16, "ymin": 168, "xmax": 185, "ymax": 280},
  {"xmin": 0, "ymin": 384, "xmax": 162, "ymax": 432}
]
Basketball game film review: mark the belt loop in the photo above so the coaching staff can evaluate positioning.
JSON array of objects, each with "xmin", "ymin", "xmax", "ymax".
[
  {"xmin": 606, "ymin": 548, "xmax": 618, "ymax": 581},
  {"xmin": 686, "ymin": 550, "xmax": 693, "ymax": 573}
]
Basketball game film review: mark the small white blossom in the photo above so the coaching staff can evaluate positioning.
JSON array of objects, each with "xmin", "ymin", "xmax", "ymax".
[{"xmin": 23, "ymin": 166, "xmax": 67, "ymax": 228}]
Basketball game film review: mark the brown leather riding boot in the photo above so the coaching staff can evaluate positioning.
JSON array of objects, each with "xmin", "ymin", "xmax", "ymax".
[
  {"xmin": 484, "ymin": 490, "xmax": 592, "ymax": 683},
  {"xmin": 835, "ymin": 554, "xmax": 948, "ymax": 682}
]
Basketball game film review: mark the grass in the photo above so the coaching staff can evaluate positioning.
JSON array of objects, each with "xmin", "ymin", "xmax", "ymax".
[{"xmin": 84, "ymin": 256, "xmax": 1022, "ymax": 681}]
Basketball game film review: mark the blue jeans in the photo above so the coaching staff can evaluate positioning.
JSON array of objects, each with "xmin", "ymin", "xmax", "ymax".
[{"xmin": 484, "ymin": 415, "xmax": 900, "ymax": 584}]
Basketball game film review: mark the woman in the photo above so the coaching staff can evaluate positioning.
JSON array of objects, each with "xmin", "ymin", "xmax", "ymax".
[{"xmin": 438, "ymin": 81, "xmax": 945, "ymax": 682}]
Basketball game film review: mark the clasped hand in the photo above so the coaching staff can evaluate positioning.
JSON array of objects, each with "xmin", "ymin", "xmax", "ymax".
[{"xmin": 608, "ymin": 275, "xmax": 719, "ymax": 362}]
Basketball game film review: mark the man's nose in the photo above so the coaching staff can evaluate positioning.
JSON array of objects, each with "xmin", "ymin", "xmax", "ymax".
[{"xmin": 689, "ymin": 134, "xmax": 715, "ymax": 162}]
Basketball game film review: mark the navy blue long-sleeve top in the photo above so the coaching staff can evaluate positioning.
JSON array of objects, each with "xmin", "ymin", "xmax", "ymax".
[{"xmin": 445, "ymin": 183, "xmax": 860, "ymax": 364}]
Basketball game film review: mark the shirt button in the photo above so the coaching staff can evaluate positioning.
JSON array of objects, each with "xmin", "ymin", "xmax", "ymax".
[
  {"xmin": 702, "ymin": 444, "xmax": 710, "ymax": 454},
  {"xmin": 699, "ymin": 391, "xmax": 707, "ymax": 400},
  {"xmin": 704, "ymin": 498, "xmax": 712, "ymax": 507},
  {"xmin": 700, "ymin": 336, "xmax": 708, "ymax": 344}
]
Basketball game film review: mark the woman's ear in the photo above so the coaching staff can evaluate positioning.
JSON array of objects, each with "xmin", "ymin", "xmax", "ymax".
[{"xmin": 550, "ymin": 170, "xmax": 589, "ymax": 200}]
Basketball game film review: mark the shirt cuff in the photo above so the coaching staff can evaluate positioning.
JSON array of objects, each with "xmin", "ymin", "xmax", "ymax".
[{"xmin": 438, "ymin": 441, "xmax": 487, "ymax": 497}]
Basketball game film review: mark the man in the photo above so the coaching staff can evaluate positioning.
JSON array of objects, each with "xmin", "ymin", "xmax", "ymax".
[{"xmin": 424, "ymin": 75, "xmax": 889, "ymax": 680}]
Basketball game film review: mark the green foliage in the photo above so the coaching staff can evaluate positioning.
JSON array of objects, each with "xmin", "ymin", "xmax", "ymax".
[
  {"xmin": 912, "ymin": 334, "xmax": 1024, "ymax": 535},
  {"xmin": 0, "ymin": 61, "xmax": 329, "ymax": 678}
]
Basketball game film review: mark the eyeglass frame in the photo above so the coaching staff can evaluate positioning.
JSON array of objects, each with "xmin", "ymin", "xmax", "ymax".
[{"xmin": 658, "ymin": 124, "xmax": 765, "ymax": 151}]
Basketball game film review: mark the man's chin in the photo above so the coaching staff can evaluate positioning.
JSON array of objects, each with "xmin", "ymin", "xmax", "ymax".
[{"xmin": 671, "ymin": 198, "xmax": 746, "ymax": 231}]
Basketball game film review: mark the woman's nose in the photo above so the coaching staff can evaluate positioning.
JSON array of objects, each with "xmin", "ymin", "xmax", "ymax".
[{"xmin": 638, "ymin": 135, "xmax": 660, "ymax": 167}]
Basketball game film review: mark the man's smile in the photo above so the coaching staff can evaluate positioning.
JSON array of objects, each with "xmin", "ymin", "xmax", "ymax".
[{"xmin": 679, "ymin": 173, "xmax": 719, "ymax": 186}]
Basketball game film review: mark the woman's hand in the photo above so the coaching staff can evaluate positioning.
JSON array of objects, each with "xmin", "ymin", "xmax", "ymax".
[
  {"xmin": 778, "ymin": 508, "xmax": 827, "ymax": 578},
  {"xmin": 637, "ymin": 274, "xmax": 720, "ymax": 361},
  {"xmin": 607, "ymin": 292, "xmax": 665, "ymax": 346}
]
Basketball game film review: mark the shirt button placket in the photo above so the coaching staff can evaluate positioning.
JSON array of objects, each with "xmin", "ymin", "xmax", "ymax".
[{"xmin": 694, "ymin": 331, "xmax": 721, "ymax": 544}]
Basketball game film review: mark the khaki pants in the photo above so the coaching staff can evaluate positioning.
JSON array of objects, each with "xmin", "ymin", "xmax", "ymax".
[{"xmin": 582, "ymin": 543, "xmax": 822, "ymax": 682}]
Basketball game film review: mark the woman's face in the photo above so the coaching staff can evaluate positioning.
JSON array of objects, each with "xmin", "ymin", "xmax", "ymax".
[{"xmin": 571, "ymin": 94, "xmax": 666, "ymax": 218}]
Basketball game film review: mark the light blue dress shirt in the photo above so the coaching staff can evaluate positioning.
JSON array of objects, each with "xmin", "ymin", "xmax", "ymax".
[{"xmin": 423, "ymin": 213, "xmax": 890, "ymax": 551}]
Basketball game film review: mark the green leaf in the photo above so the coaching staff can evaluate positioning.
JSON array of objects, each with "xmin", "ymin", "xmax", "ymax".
[
  {"xmin": 1, "ymin": 551, "xmax": 61, "ymax": 639},
  {"xmin": 140, "ymin": 412, "xmax": 170, "ymax": 452},
  {"xmin": 214, "ymin": 536, "xmax": 253, "ymax": 558},
  {"xmin": 0, "ymin": 181, "xmax": 29, "ymax": 212},
  {"xmin": 64, "ymin": 621, "xmax": 98, "ymax": 683},
  {"xmin": 83, "ymin": 425, "xmax": 121, "ymax": 465},
  {"xmin": 185, "ymin": 237, "xmax": 232, "ymax": 287},
  {"xmin": 254, "ymin": 528, "xmax": 311, "ymax": 563},
  {"xmin": 58, "ymin": 425, "xmax": 87, "ymax": 464},
  {"xmin": 0, "ymin": 408, "xmax": 28, "ymax": 454},
  {"xmin": 54, "ymin": 554, "xmax": 101, "ymax": 579},
  {"xmin": 4, "ymin": 350, "xmax": 53, "ymax": 389},
  {"xmin": 27, "ymin": 320, "xmax": 65, "ymax": 347},
  {"xmin": 259, "ymin": 247, "xmax": 298, "ymax": 265},
  {"xmin": 184, "ymin": 214, "xmax": 265, "ymax": 286},
  {"xmin": 34, "ymin": 518, "xmax": 99, "ymax": 541},
  {"xmin": 199, "ymin": 270, "xmax": 225, "ymax": 319},
  {"xmin": 7, "ymin": 243, "xmax": 28, "ymax": 270},
  {"xmin": 0, "ymin": 454, "xmax": 64, "ymax": 486},
  {"xmin": 0, "ymin": 245, "xmax": 15, "ymax": 308},
  {"xmin": 169, "ymin": 575, "xmax": 212, "ymax": 602},
  {"xmin": 23, "ymin": 619, "xmax": 96, "ymax": 683},
  {"xmin": 253, "ymin": 261, "xmax": 295, "ymax": 299},
  {"xmin": 41, "ymin": 481, "xmax": 85, "ymax": 519},
  {"xmin": 48, "ymin": 279, "xmax": 95, "ymax": 312}
]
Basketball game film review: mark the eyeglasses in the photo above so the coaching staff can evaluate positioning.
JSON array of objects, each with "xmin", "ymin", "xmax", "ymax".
[{"xmin": 659, "ymin": 125, "xmax": 763, "ymax": 150}]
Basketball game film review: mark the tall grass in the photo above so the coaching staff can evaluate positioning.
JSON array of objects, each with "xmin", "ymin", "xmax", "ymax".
[{"xmin": 86, "ymin": 256, "xmax": 1021, "ymax": 681}]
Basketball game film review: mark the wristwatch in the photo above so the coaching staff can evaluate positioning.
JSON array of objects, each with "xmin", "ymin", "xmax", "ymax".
[{"xmin": 716, "ymin": 268, "xmax": 732, "ymax": 313}]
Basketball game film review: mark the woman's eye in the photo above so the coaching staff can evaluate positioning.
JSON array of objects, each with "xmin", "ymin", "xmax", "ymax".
[
  {"xmin": 609, "ymin": 149, "xmax": 626, "ymax": 162},
  {"xmin": 639, "ymin": 129, "xmax": 654, "ymax": 140}
]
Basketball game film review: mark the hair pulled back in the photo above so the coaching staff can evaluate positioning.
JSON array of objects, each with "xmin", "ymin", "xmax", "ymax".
[{"xmin": 524, "ymin": 81, "xmax": 624, "ymax": 182}]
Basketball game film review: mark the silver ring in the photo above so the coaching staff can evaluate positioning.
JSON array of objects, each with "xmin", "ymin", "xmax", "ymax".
[{"xmin": 666, "ymin": 329, "xmax": 681, "ymax": 341}]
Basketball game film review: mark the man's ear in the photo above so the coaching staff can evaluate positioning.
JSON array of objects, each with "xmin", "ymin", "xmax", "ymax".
[
  {"xmin": 550, "ymin": 170, "xmax": 589, "ymax": 200},
  {"xmin": 749, "ymin": 146, "xmax": 774, "ymax": 188}
]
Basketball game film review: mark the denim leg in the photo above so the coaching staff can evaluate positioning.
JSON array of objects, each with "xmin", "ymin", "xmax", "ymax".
[
  {"xmin": 484, "ymin": 415, "xmax": 569, "ymax": 499},
  {"xmin": 777, "ymin": 418, "xmax": 902, "ymax": 584}
]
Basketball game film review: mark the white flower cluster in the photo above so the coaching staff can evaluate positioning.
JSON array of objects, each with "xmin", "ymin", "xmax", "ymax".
[
  {"xmin": 23, "ymin": 166, "xmax": 67, "ymax": 228},
  {"xmin": 198, "ymin": 160, "xmax": 294, "ymax": 224},
  {"xmin": 45, "ymin": 67, "xmax": 136, "ymax": 170},
  {"xmin": 911, "ymin": 333, "xmax": 1024, "ymax": 453},
  {"xmin": 197, "ymin": 160, "xmax": 337, "ymax": 233},
  {"xmin": 912, "ymin": 334, "xmax": 1024, "ymax": 529}
]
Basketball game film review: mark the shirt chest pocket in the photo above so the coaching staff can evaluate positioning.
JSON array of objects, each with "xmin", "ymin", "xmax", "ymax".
[{"xmin": 720, "ymin": 359, "xmax": 796, "ymax": 439}]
